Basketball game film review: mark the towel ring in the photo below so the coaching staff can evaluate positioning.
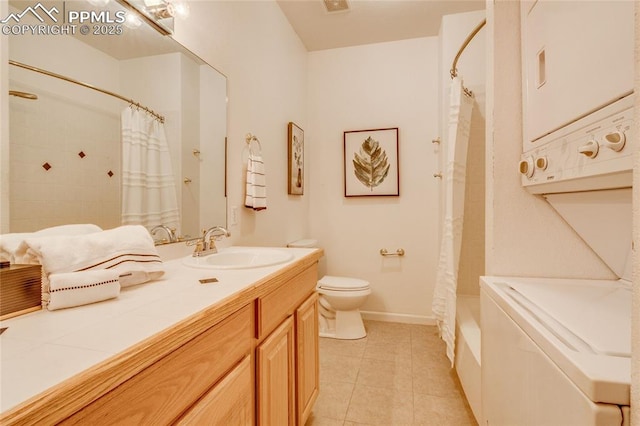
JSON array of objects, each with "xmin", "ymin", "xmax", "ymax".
[{"xmin": 245, "ymin": 133, "xmax": 262, "ymax": 154}]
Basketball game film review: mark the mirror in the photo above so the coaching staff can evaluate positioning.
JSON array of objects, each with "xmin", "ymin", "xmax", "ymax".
[{"xmin": 5, "ymin": 0, "xmax": 227, "ymax": 242}]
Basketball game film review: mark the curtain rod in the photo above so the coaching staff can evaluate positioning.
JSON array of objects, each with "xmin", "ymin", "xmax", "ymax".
[
  {"xmin": 450, "ymin": 19, "xmax": 486, "ymax": 79},
  {"xmin": 9, "ymin": 59, "xmax": 165, "ymax": 123}
]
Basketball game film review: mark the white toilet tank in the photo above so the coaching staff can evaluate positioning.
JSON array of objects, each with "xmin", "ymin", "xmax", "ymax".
[
  {"xmin": 287, "ymin": 239, "xmax": 318, "ymax": 248},
  {"xmin": 287, "ymin": 239, "xmax": 326, "ymax": 277}
]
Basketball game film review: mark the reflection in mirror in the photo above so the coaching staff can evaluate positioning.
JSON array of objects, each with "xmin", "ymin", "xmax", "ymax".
[
  {"xmin": 119, "ymin": 0, "xmax": 191, "ymax": 36},
  {"xmin": 5, "ymin": 0, "xmax": 227, "ymax": 242}
]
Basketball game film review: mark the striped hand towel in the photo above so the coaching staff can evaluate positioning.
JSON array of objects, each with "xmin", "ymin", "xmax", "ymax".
[{"xmin": 244, "ymin": 154, "xmax": 267, "ymax": 211}]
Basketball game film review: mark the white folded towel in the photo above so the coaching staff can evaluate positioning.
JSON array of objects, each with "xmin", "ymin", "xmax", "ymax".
[
  {"xmin": 0, "ymin": 224, "xmax": 102, "ymax": 264},
  {"xmin": 46, "ymin": 270, "xmax": 121, "ymax": 311},
  {"xmin": 15, "ymin": 225, "xmax": 164, "ymax": 288},
  {"xmin": 244, "ymin": 154, "xmax": 267, "ymax": 211}
]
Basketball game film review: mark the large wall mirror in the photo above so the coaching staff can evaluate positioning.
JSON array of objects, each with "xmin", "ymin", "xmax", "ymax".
[{"xmin": 5, "ymin": 0, "xmax": 227, "ymax": 242}]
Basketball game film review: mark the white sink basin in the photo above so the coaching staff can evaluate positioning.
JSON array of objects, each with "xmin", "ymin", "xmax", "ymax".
[{"xmin": 182, "ymin": 247, "xmax": 294, "ymax": 270}]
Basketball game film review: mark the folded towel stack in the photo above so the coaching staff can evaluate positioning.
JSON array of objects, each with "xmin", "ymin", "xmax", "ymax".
[
  {"xmin": 15, "ymin": 225, "xmax": 164, "ymax": 288},
  {"xmin": 0, "ymin": 224, "xmax": 102, "ymax": 264},
  {"xmin": 46, "ymin": 270, "xmax": 121, "ymax": 311},
  {"xmin": 244, "ymin": 154, "xmax": 267, "ymax": 211}
]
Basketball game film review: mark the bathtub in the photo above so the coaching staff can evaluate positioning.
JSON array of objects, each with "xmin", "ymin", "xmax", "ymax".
[{"xmin": 455, "ymin": 295, "xmax": 481, "ymax": 423}]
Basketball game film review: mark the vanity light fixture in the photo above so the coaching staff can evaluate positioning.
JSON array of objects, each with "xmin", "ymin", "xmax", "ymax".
[
  {"xmin": 323, "ymin": 0, "xmax": 350, "ymax": 13},
  {"xmin": 144, "ymin": 0, "xmax": 189, "ymax": 20},
  {"xmin": 170, "ymin": 1, "xmax": 190, "ymax": 19},
  {"xmin": 123, "ymin": 11, "xmax": 143, "ymax": 28},
  {"xmin": 88, "ymin": 0, "xmax": 111, "ymax": 7},
  {"xmin": 118, "ymin": 0, "xmax": 188, "ymax": 35}
]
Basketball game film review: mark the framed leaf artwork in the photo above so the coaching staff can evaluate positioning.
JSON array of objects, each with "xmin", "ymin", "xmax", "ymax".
[
  {"xmin": 344, "ymin": 127, "xmax": 399, "ymax": 197},
  {"xmin": 288, "ymin": 122, "xmax": 304, "ymax": 195}
]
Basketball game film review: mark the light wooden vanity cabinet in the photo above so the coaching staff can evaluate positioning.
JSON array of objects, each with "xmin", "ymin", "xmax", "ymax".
[
  {"xmin": 257, "ymin": 315, "xmax": 296, "ymax": 425},
  {"xmin": 60, "ymin": 304, "xmax": 254, "ymax": 426},
  {"xmin": 295, "ymin": 292, "xmax": 319, "ymax": 424},
  {"xmin": 1, "ymin": 252, "xmax": 323, "ymax": 426},
  {"xmin": 176, "ymin": 355, "xmax": 253, "ymax": 425},
  {"xmin": 256, "ymin": 265, "xmax": 319, "ymax": 426}
]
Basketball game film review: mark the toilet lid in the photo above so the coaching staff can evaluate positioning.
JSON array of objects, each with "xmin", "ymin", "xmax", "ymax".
[{"xmin": 317, "ymin": 275, "xmax": 370, "ymax": 291}]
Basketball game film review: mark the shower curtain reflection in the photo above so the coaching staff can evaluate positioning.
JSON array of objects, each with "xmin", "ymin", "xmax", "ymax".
[{"xmin": 121, "ymin": 107, "xmax": 180, "ymax": 232}]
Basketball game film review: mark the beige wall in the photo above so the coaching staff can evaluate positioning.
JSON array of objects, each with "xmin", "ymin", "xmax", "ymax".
[
  {"xmin": 307, "ymin": 38, "xmax": 439, "ymax": 322},
  {"xmin": 173, "ymin": 1, "xmax": 310, "ymax": 247}
]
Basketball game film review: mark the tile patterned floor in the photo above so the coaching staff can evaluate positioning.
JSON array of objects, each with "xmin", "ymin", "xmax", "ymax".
[{"xmin": 306, "ymin": 320, "xmax": 477, "ymax": 426}]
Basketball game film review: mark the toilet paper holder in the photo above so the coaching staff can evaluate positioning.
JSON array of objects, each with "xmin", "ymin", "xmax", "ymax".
[{"xmin": 379, "ymin": 248, "xmax": 405, "ymax": 257}]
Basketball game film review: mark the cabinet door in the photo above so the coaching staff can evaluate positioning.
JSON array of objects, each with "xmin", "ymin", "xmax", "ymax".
[
  {"xmin": 176, "ymin": 356, "xmax": 253, "ymax": 426},
  {"xmin": 61, "ymin": 305, "xmax": 253, "ymax": 425},
  {"xmin": 296, "ymin": 293, "xmax": 319, "ymax": 426},
  {"xmin": 257, "ymin": 316, "xmax": 295, "ymax": 426}
]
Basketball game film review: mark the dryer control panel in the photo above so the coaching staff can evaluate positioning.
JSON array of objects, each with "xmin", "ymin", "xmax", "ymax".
[{"xmin": 520, "ymin": 95, "xmax": 635, "ymax": 195}]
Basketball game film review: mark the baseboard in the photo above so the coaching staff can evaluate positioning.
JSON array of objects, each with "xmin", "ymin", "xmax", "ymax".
[{"xmin": 360, "ymin": 310, "xmax": 436, "ymax": 325}]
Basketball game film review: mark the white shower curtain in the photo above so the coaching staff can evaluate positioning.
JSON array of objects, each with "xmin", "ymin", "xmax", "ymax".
[
  {"xmin": 432, "ymin": 76, "xmax": 474, "ymax": 366},
  {"xmin": 121, "ymin": 107, "xmax": 180, "ymax": 230}
]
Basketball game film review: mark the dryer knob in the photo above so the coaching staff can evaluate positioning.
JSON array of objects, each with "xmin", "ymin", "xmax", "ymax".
[
  {"xmin": 518, "ymin": 156, "xmax": 535, "ymax": 178},
  {"xmin": 578, "ymin": 140, "xmax": 599, "ymax": 158},
  {"xmin": 535, "ymin": 156, "xmax": 548, "ymax": 170},
  {"xmin": 603, "ymin": 131, "xmax": 626, "ymax": 152}
]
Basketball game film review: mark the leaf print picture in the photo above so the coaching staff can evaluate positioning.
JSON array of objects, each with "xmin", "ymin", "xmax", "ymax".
[
  {"xmin": 344, "ymin": 127, "xmax": 399, "ymax": 197},
  {"xmin": 353, "ymin": 136, "xmax": 390, "ymax": 191}
]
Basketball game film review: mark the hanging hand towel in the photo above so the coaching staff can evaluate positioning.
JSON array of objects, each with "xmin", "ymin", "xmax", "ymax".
[
  {"xmin": 244, "ymin": 154, "xmax": 267, "ymax": 211},
  {"xmin": 46, "ymin": 270, "xmax": 121, "ymax": 311}
]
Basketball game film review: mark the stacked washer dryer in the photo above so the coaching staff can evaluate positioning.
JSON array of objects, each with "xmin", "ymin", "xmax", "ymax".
[{"xmin": 481, "ymin": 2, "xmax": 635, "ymax": 425}]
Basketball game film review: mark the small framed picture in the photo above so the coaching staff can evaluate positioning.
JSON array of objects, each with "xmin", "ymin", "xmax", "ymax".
[
  {"xmin": 288, "ymin": 122, "xmax": 304, "ymax": 195},
  {"xmin": 344, "ymin": 127, "xmax": 399, "ymax": 197}
]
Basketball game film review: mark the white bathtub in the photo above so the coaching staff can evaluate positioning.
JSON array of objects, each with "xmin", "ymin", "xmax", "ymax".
[{"xmin": 455, "ymin": 295, "xmax": 481, "ymax": 423}]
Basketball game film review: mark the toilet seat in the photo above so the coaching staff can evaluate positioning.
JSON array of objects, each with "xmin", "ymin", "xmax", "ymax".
[{"xmin": 317, "ymin": 275, "xmax": 370, "ymax": 292}]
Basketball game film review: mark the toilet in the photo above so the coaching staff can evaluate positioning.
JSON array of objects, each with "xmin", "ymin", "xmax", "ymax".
[{"xmin": 287, "ymin": 239, "xmax": 371, "ymax": 340}]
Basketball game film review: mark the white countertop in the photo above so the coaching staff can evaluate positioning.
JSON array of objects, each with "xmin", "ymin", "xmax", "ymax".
[{"xmin": 0, "ymin": 246, "xmax": 317, "ymax": 413}]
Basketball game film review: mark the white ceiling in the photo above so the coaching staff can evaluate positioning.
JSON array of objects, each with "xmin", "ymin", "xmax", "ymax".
[{"xmin": 277, "ymin": 0, "xmax": 485, "ymax": 51}]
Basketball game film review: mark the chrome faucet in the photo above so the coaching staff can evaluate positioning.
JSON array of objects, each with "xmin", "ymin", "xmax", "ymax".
[
  {"xmin": 193, "ymin": 226, "xmax": 231, "ymax": 257},
  {"xmin": 150, "ymin": 224, "xmax": 177, "ymax": 244}
]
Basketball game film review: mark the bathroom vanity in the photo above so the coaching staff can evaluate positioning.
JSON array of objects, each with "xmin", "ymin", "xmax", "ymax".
[{"xmin": 0, "ymin": 247, "xmax": 322, "ymax": 425}]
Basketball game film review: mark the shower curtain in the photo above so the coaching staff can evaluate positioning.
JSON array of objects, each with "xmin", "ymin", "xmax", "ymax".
[
  {"xmin": 121, "ymin": 107, "xmax": 180, "ymax": 230},
  {"xmin": 432, "ymin": 76, "xmax": 474, "ymax": 366}
]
